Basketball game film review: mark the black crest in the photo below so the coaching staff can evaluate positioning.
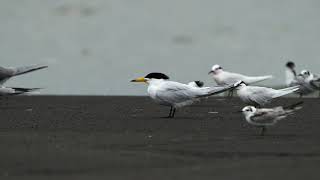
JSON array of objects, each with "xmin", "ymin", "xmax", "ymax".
[
  {"xmin": 286, "ymin": 61, "xmax": 295, "ymax": 68},
  {"xmin": 194, "ymin": 81, "xmax": 204, "ymax": 87},
  {"xmin": 145, "ymin": 73, "xmax": 170, "ymax": 80}
]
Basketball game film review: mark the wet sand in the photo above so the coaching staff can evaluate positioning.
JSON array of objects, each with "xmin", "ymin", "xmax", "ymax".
[{"xmin": 0, "ymin": 96, "xmax": 319, "ymax": 179}]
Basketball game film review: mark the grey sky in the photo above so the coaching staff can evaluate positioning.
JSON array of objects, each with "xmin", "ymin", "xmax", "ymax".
[{"xmin": 1, "ymin": 0, "xmax": 320, "ymax": 95}]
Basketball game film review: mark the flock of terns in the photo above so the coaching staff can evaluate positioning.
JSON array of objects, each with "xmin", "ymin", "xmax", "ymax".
[
  {"xmin": 132, "ymin": 62, "xmax": 320, "ymax": 135},
  {"xmin": 0, "ymin": 62, "xmax": 318, "ymax": 135}
]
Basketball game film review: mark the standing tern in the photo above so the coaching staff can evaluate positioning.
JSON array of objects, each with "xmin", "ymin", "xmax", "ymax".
[
  {"xmin": 0, "ymin": 64, "xmax": 48, "ymax": 85},
  {"xmin": 235, "ymin": 81, "xmax": 299, "ymax": 107},
  {"xmin": 241, "ymin": 102, "xmax": 303, "ymax": 136},
  {"xmin": 131, "ymin": 72, "xmax": 241, "ymax": 118},
  {"xmin": 208, "ymin": 64, "xmax": 273, "ymax": 86},
  {"xmin": 285, "ymin": 61, "xmax": 314, "ymax": 97}
]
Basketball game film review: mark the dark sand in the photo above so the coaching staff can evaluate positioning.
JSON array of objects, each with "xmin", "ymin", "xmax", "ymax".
[{"xmin": 0, "ymin": 96, "xmax": 319, "ymax": 179}]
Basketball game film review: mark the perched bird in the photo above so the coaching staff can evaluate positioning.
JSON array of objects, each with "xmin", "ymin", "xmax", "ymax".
[
  {"xmin": 0, "ymin": 87, "xmax": 42, "ymax": 96},
  {"xmin": 235, "ymin": 81, "xmax": 299, "ymax": 107},
  {"xmin": 285, "ymin": 61, "xmax": 314, "ymax": 97},
  {"xmin": 241, "ymin": 102, "xmax": 303, "ymax": 136},
  {"xmin": 131, "ymin": 72, "xmax": 241, "ymax": 118},
  {"xmin": 208, "ymin": 64, "xmax": 273, "ymax": 86},
  {"xmin": 0, "ymin": 64, "xmax": 48, "ymax": 86},
  {"xmin": 299, "ymin": 70, "xmax": 320, "ymax": 95}
]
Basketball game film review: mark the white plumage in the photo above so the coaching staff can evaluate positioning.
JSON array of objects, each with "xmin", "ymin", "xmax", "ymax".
[
  {"xmin": 236, "ymin": 82, "xmax": 299, "ymax": 106},
  {"xmin": 209, "ymin": 64, "xmax": 273, "ymax": 86},
  {"xmin": 0, "ymin": 64, "xmax": 48, "ymax": 86},
  {"xmin": 131, "ymin": 72, "xmax": 240, "ymax": 117},
  {"xmin": 241, "ymin": 102, "xmax": 303, "ymax": 135}
]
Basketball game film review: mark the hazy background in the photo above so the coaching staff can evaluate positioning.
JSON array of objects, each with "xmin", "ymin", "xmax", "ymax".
[{"xmin": 0, "ymin": 0, "xmax": 320, "ymax": 95}]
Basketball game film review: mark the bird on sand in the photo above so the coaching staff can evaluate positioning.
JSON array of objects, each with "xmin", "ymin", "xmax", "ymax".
[
  {"xmin": 0, "ymin": 64, "xmax": 48, "ymax": 86},
  {"xmin": 131, "ymin": 72, "xmax": 241, "ymax": 118},
  {"xmin": 235, "ymin": 81, "xmax": 299, "ymax": 107},
  {"xmin": 298, "ymin": 70, "xmax": 320, "ymax": 97},
  {"xmin": 285, "ymin": 61, "xmax": 315, "ymax": 97},
  {"xmin": 208, "ymin": 64, "xmax": 272, "ymax": 96},
  {"xmin": 240, "ymin": 102, "xmax": 303, "ymax": 136},
  {"xmin": 208, "ymin": 64, "xmax": 273, "ymax": 86}
]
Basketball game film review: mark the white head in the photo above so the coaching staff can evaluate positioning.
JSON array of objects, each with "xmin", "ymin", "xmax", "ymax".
[
  {"xmin": 208, "ymin": 64, "xmax": 223, "ymax": 75},
  {"xmin": 241, "ymin": 106, "xmax": 257, "ymax": 117},
  {"xmin": 299, "ymin": 70, "xmax": 311, "ymax": 78},
  {"xmin": 131, "ymin": 72, "xmax": 170, "ymax": 84}
]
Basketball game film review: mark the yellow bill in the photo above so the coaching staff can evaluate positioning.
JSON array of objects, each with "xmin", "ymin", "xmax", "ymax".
[{"xmin": 131, "ymin": 77, "xmax": 147, "ymax": 83}]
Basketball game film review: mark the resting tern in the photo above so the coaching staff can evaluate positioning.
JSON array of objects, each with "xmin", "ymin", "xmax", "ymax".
[
  {"xmin": 131, "ymin": 72, "xmax": 241, "ymax": 118},
  {"xmin": 235, "ymin": 81, "xmax": 299, "ymax": 107},
  {"xmin": 241, "ymin": 102, "xmax": 303, "ymax": 136},
  {"xmin": 208, "ymin": 64, "xmax": 273, "ymax": 86},
  {"xmin": 285, "ymin": 61, "xmax": 314, "ymax": 96},
  {"xmin": 299, "ymin": 70, "xmax": 320, "ymax": 93},
  {"xmin": 0, "ymin": 64, "xmax": 48, "ymax": 86}
]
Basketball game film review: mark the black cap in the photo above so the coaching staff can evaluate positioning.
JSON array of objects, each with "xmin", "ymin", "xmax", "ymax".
[
  {"xmin": 286, "ymin": 61, "xmax": 295, "ymax": 68},
  {"xmin": 194, "ymin": 81, "xmax": 204, "ymax": 87},
  {"xmin": 145, "ymin": 73, "xmax": 170, "ymax": 80}
]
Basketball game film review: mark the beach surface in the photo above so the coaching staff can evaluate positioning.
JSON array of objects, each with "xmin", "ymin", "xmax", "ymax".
[{"xmin": 0, "ymin": 96, "xmax": 319, "ymax": 179}]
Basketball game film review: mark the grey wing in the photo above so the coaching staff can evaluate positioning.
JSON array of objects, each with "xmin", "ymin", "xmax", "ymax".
[
  {"xmin": 310, "ymin": 75, "xmax": 320, "ymax": 89},
  {"xmin": 197, "ymin": 84, "xmax": 235, "ymax": 98},
  {"xmin": 156, "ymin": 82, "xmax": 203, "ymax": 104},
  {"xmin": 246, "ymin": 87, "xmax": 275, "ymax": 105},
  {"xmin": 13, "ymin": 65, "xmax": 48, "ymax": 76},
  {"xmin": 250, "ymin": 109, "xmax": 279, "ymax": 124},
  {"xmin": 0, "ymin": 67, "xmax": 15, "ymax": 85}
]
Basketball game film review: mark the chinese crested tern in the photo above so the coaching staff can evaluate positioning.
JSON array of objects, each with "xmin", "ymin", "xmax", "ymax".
[
  {"xmin": 241, "ymin": 102, "xmax": 303, "ymax": 136},
  {"xmin": 131, "ymin": 72, "xmax": 241, "ymax": 118},
  {"xmin": 235, "ymin": 81, "xmax": 299, "ymax": 107},
  {"xmin": 0, "ymin": 64, "xmax": 48, "ymax": 85}
]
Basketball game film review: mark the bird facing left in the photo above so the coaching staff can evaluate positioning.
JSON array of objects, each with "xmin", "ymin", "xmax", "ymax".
[{"xmin": 131, "ymin": 72, "xmax": 240, "ymax": 118}]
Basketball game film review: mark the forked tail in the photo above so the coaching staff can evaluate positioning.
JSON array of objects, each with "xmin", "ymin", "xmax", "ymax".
[{"xmin": 13, "ymin": 65, "xmax": 48, "ymax": 76}]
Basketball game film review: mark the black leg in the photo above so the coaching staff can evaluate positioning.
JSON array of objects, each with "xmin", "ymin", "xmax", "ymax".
[
  {"xmin": 167, "ymin": 106, "xmax": 173, "ymax": 118},
  {"xmin": 227, "ymin": 90, "xmax": 234, "ymax": 98},
  {"xmin": 260, "ymin": 126, "xmax": 266, "ymax": 136},
  {"xmin": 299, "ymin": 93, "xmax": 303, "ymax": 98},
  {"xmin": 171, "ymin": 108, "xmax": 176, "ymax": 118}
]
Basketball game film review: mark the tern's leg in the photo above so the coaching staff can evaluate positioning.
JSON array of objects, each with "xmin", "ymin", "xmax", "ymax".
[
  {"xmin": 227, "ymin": 91, "xmax": 231, "ymax": 97},
  {"xmin": 260, "ymin": 127, "xmax": 266, "ymax": 136},
  {"xmin": 167, "ymin": 106, "xmax": 173, "ymax": 118},
  {"xmin": 299, "ymin": 93, "xmax": 303, "ymax": 98},
  {"xmin": 318, "ymin": 91, "xmax": 320, "ymax": 98},
  {"xmin": 171, "ymin": 108, "xmax": 176, "ymax": 118},
  {"xmin": 227, "ymin": 90, "xmax": 234, "ymax": 98}
]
